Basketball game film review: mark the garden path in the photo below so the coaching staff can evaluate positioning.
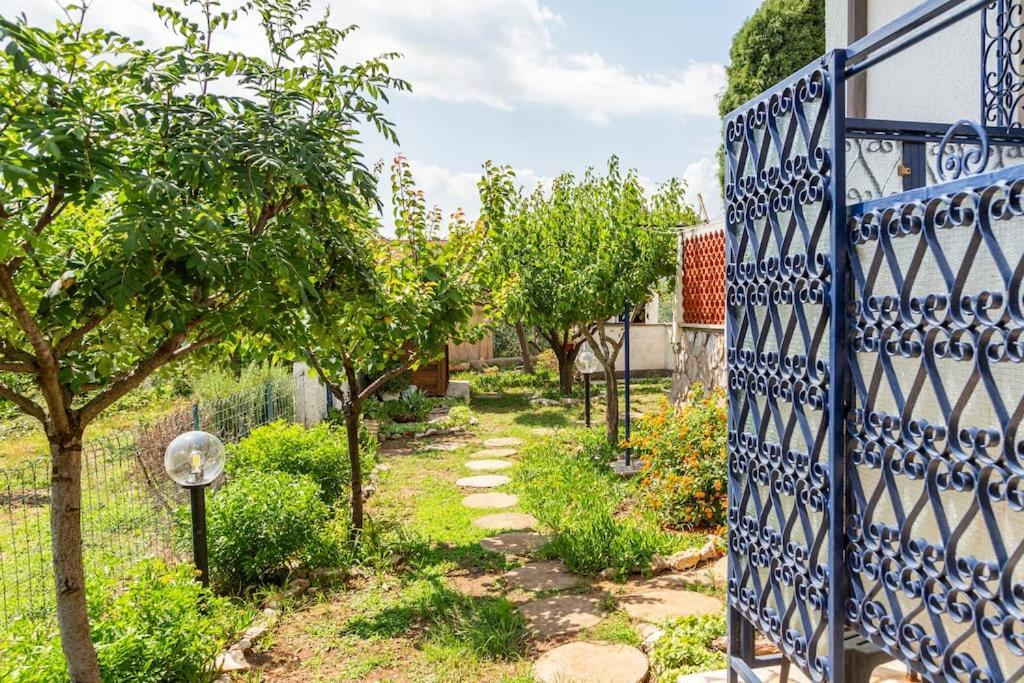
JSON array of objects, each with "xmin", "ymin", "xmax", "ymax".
[{"xmin": 246, "ymin": 382, "xmax": 729, "ymax": 682}]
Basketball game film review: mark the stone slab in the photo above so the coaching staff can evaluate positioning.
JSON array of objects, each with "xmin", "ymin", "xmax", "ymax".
[
  {"xmin": 484, "ymin": 437, "xmax": 524, "ymax": 448},
  {"xmin": 470, "ymin": 448, "xmax": 517, "ymax": 458},
  {"xmin": 480, "ymin": 531, "xmax": 549, "ymax": 555},
  {"xmin": 532, "ymin": 642, "xmax": 648, "ymax": 683},
  {"xmin": 465, "ymin": 459, "xmax": 514, "ymax": 471},
  {"xmin": 446, "ymin": 380, "xmax": 470, "ymax": 400},
  {"xmin": 518, "ymin": 594, "xmax": 606, "ymax": 640},
  {"xmin": 619, "ymin": 589, "xmax": 723, "ymax": 623},
  {"xmin": 504, "ymin": 560, "xmax": 580, "ymax": 592},
  {"xmin": 462, "ymin": 492, "xmax": 518, "ymax": 509},
  {"xmin": 456, "ymin": 474, "xmax": 510, "ymax": 488},
  {"xmin": 472, "ymin": 512, "xmax": 538, "ymax": 531}
]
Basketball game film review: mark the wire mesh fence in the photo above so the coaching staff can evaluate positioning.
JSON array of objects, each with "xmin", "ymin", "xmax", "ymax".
[{"xmin": 0, "ymin": 373, "xmax": 321, "ymax": 624}]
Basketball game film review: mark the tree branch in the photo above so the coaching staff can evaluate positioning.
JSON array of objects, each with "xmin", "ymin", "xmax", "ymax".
[
  {"xmin": 8, "ymin": 188, "xmax": 67, "ymax": 272},
  {"xmin": 0, "ymin": 263, "xmax": 69, "ymax": 431},
  {"xmin": 0, "ymin": 362, "xmax": 35, "ymax": 373},
  {"xmin": 54, "ymin": 313, "xmax": 107, "ymax": 357},
  {"xmin": 0, "ymin": 381, "xmax": 45, "ymax": 423},
  {"xmin": 358, "ymin": 360, "xmax": 415, "ymax": 401},
  {"xmin": 78, "ymin": 328, "xmax": 220, "ymax": 425}
]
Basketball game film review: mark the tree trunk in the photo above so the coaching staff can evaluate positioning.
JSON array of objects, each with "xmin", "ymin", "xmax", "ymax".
[
  {"xmin": 343, "ymin": 402, "xmax": 364, "ymax": 539},
  {"xmin": 514, "ymin": 322, "xmax": 534, "ymax": 374},
  {"xmin": 602, "ymin": 366, "xmax": 619, "ymax": 446},
  {"xmin": 50, "ymin": 432, "xmax": 101, "ymax": 683},
  {"xmin": 549, "ymin": 341, "xmax": 579, "ymax": 396}
]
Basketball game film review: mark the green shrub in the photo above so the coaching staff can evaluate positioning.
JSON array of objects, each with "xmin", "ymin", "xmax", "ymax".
[
  {"xmin": 202, "ymin": 471, "xmax": 329, "ymax": 585},
  {"xmin": 227, "ymin": 421, "xmax": 365, "ymax": 507},
  {"xmin": 0, "ymin": 559, "xmax": 249, "ymax": 683},
  {"xmin": 649, "ymin": 614, "xmax": 727, "ymax": 679},
  {"xmin": 467, "ymin": 367, "xmax": 557, "ymax": 394},
  {"xmin": 513, "ymin": 439, "xmax": 679, "ymax": 577},
  {"xmin": 442, "ymin": 404, "xmax": 474, "ymax": 430},
  {"xmin": 629, "ymin": 385, "xmax": 728, "ymax": 530}
]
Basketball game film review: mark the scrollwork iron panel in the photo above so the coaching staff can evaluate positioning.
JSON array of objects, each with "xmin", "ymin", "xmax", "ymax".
[
  {"xmin": 724, "ymin": 58, "xmax": 838, "ymax": 681},
  {"xmin": 982, "ymin": 0, "xmax": 1024, "ymax": 128},
  {"xmin": 847, "ymin": 164, "xmax": 1024, "ymax": 682}
]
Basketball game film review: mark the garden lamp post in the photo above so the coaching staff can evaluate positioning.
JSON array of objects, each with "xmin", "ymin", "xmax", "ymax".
[
  {"xmin": 575, "ymin": 346, "xmax": 602, "ymax": 428},
  {"xmin": 164, "ymin": 431, "xmax": 225, "ymax": 587}
]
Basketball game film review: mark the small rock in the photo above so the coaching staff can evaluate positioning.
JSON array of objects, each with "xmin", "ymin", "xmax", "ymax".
[
  {"xmin": 599, "ymin": 568, "xmax": 615, "ymax": 580},
  {"xmin": 530, "ymin": 398, "xmax": 561, "ymax": 407},
  {"xmin": 216, "ymin": 649, "xmax": 250, "ymax": 673},
  {"xmin": 235, "ymin": 638, "xmax": 253, "ymax": 653},
  {"xmin": 638, "ymin": 623, "xmax": 664, "ymax": 651},
  {"xmin": 242, "ymin": 624, "xmax": 268, "ymax": 642},
  {"xmin": 286, "ymin": 577, "xmax": 310, "ymax": 597},
  {"xmin": 650, "ymin": 554, "xmax": 670, "ymax": 573},
  {"xmin": 560, "ymin": 397, "xmax": 580, "ymax": 406},
  {"xmin": 668, "ymin": 549, "xmax": 702, "ymax": 571},
  {"xmin": 262, "ymin": 607, "xmax": 280, "ymax": 620}
]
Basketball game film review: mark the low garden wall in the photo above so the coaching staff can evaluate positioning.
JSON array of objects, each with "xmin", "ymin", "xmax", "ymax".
[{"xmin": 672, "ymin": 220, "xmax": 727, "ymax": 400}]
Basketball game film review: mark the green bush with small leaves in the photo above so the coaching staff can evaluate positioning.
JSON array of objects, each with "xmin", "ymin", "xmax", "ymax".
[
  {"xmin": 649, "ymin": 614, "xmax": 727, "ymax": 679},
  {"xmin": 202, "ymin": 471, "xmax": 328, "ymax": 585},
  {"xmin": 227, "ymin": 420, "xmax": 368, "ymax": 507},
  {"xmin": 0, "ymin": 559, "xmax": 249, "ymax": 683},
  {"xmin": 513, "ymin": 437, "xmax": 684, "ymax": 577}
]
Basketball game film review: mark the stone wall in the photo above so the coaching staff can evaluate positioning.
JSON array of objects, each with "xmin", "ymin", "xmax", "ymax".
[
  {"xmin": 672, "ymin": 325, "xmax": 726, "ymax": 399},
  {"xmin": 671, "ymin": 219, "xmax": 727, "ymax": 402}
]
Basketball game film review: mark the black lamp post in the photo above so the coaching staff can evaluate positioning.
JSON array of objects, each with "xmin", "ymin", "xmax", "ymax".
[
  {"xmin": 575, "ymin": 346, "xmax": 602, "ymax": 429},
  {"xmin": 164, "ymin": 430, "xmax": 225, "ymax": 587}
]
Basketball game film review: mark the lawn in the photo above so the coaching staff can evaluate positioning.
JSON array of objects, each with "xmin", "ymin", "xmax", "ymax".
[{"xmin": 242, "ymin": 372, "xmax": 724, "ymax": 682}]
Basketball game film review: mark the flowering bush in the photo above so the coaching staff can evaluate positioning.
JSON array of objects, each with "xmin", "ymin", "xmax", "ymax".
[{"xmin": 630, "ymin": 385, "xmax": 728, "ymax": 530}]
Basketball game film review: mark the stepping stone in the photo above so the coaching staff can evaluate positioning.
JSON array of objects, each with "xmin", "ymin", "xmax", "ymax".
[
  {"xmin": 533, "ymin": 642, "xmax": 649, "ymax": 683},
  {"xmin": 480, "ymin": 531, "xmax": 549, "ymax": 555},
  {"xmin": 456, "ymin": 474, "xmax": 510, "ymax": 488},
  {"xmin": 473, "ymin": 512, "xmax": 538, "ymax": 530},
  {"xmin": 619, "ymin": 589, "xmax": 723, "ymax": 623},
  {"xmin": 471, "ymin": 448, "xmax": 517, "ymax": 458},
  {"xmin": 462, "ymin": 492, "xmax": 518, "ymax": 509},
  {"xmin": 465, "ymin": 459, "xmax": 513, "ymax": 471},
  {"xmin": 505, "ymin": 560, "xmax": 580, "ymax": 592},
  {"xmin": 447, "ymin": 573, "xmax": 502, "ymax": 598},
  {"xmin": 518, "ymin": 594, "xmax": 606, "ymax": 640},
  {"xmin": 430, "ymin": 442, "xmax": 464, "ymax": 452},
  {"xmin": 484, "ymin": 437, "xmax": 524, "ymax": 448}
]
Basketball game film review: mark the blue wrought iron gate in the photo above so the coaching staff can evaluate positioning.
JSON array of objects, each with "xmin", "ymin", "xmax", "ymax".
[{"xmin": 724, "ymin": 2, "xmax": 1024, "ymax": 681}]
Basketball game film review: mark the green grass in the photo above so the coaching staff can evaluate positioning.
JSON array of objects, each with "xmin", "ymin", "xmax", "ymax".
[{"xmin": 649, "ymin": 614, "xmax": 728, "ymax": 678}]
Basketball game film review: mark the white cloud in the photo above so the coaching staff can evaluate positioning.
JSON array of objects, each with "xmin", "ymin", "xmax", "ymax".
[
  {"xmin": 342, "ymin": 0, "xmax": 725, "ymax": 123},
  {"xmin": 682, "ymin": 156, "xmax": 722, "ymax": 221},
  {"xmin": 10, "ymin": 0, "xmax": 725, "ymax": 123}
]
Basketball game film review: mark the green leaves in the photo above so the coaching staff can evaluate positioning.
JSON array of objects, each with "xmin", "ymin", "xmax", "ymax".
[
  {"xmin": 0, "ymin": 0, "xmax": 407, "ymax": 424},
  {"xmin": 484, "ymin": 156, "xmax": 698, "ymax": 336}
]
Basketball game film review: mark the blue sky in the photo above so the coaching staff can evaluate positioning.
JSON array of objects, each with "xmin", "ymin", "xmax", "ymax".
[{"xmin": 8, "ymin": 0, "xmax": 763, "ymax": 227}]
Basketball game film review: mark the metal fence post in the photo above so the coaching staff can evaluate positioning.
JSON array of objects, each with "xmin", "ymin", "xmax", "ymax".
[
  {"xmin": 263, "ymin": 379, "xmax": 273, "ymax": 423},
  {"xmin": 192, "ymin": 402, "xmax": 200, "ymax": 431},
  {"xmin": 826, "ymin": 47, "xmax": 849, "ymax": 683}
]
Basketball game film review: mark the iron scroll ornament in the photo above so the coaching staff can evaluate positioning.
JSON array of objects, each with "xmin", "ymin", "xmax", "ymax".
[
  {"xmin": 935, "ymin": 119, "xmax": 991, "ymax": 182},
  {"xmin": 846, "ymin": 173, "xmax": 1024, "ymax": 682},
  {"xmin": 724, "ymin": 60, "xmax": 835, "ymax": 682}
]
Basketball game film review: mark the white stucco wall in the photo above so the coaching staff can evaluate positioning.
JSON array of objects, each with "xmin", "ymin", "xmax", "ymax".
[
  {"xmin": 827, "ymin": 0, "xmax": 980, "ymax": 123},
  {"xmin": 593, "ymin": 323, "xmax": 674, "ymax": 373}
]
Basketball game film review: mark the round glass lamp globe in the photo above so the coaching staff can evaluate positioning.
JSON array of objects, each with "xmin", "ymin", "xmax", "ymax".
[
  {"xmin": 575, "ymin": 347, "xmax": 603, "ymax": 375},
  {"xmin": 164, "ymin": 431, "xmax": 225, "ymax": 487}
]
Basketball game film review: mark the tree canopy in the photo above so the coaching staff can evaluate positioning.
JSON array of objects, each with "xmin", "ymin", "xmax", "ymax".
[
  {"xmin": 485, "ymin": 157, "xmax": 697, "ymax": 437},
  {"xmin": 717, "ymin": 0, "xmax": 825, "ymax": 188},
  {"xmin": 292, "ymin": 155, "xmax": 484, "ymax": 533},
  {"xmin": 719, "ymin": 0, "xmax": 826, "ymax": 117},
  {"xmin": 0, "ymin": 1, "xmax": 406, "ymax": 678}
]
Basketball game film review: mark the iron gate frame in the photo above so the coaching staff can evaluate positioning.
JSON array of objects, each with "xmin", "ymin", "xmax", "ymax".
[{"xmin": 724, "ymin": 1, "xmax": 1024, "ymax": 681}]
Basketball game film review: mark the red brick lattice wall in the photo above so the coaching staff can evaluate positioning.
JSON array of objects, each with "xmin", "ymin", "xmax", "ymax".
[{"xmin": 682, "ymin": 230, "xmax": 726, "ymax": 325}]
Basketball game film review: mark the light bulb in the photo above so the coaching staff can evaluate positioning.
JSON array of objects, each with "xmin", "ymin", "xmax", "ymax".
[{"xmin": 164, "ymin": 431, "xmax": 225, "ymax": 487}]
